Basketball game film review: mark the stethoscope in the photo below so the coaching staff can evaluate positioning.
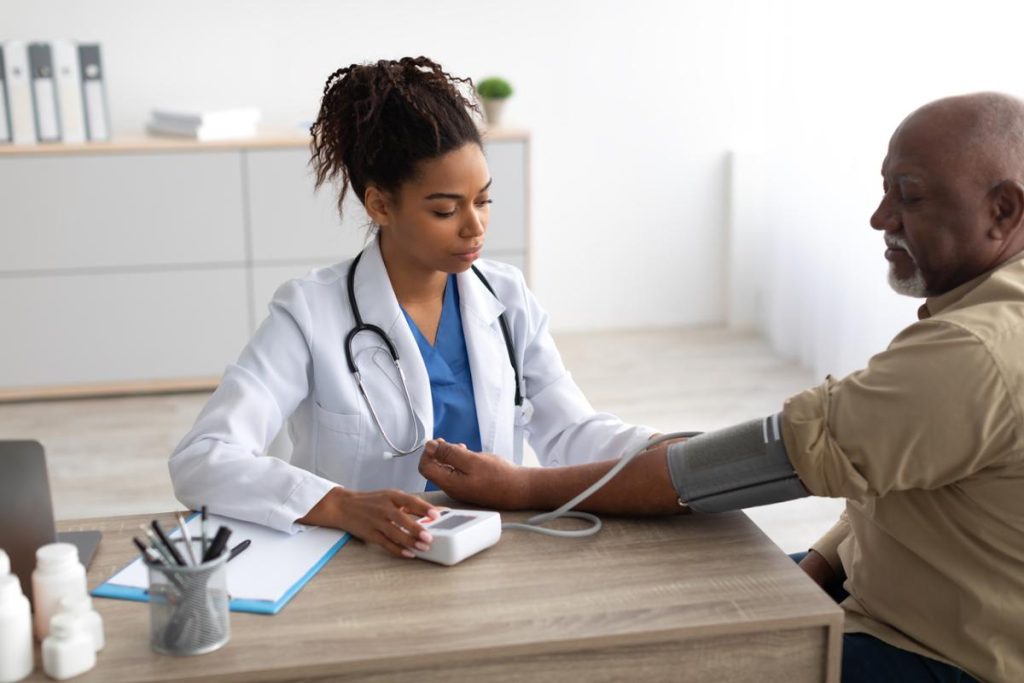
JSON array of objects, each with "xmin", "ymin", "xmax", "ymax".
[{"xmin": 344, "ymin": 250, "xmax": 526, "ymax": 459}]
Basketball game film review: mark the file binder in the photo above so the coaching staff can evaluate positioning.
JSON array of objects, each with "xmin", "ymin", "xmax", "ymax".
[
  {"xmin": 0, "ymin": 46, "xmax": 10, "ymax": 143},
  {"xmin": 28, "ymin": 43, "xmax": 61, "ymax": 142},
  {"xmin": 53, "ymin": 41, "xmax": 85, "ymax": 144},
  {"xmin": 78, "ymin": 44, "xmax": 109, "ymax": 141},
  {"xmin": 2, "ymin": 41, "xmax": 36, "ymax": 144}
]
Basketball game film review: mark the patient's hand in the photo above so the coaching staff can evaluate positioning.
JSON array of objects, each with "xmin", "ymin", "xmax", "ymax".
[{"xmin": 419, "ymin": 440, "xmax": 531, "ymax": 510}]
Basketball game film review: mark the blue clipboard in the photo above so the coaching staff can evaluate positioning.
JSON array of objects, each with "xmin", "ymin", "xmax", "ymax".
[{"xmin": 91, "ymin": 513, "xmax": 350, "ymax": 615}]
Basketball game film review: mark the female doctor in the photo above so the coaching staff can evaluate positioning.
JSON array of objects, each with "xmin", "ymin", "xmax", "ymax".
[{"xmin": 169, "ymin": 57, "xmax": 655, "ymax": 558}]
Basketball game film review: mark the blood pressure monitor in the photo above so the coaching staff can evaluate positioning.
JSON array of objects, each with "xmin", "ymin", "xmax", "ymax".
[{"xmin": 414, "ymin": 509, "xmax": 502, "ymax": 566}]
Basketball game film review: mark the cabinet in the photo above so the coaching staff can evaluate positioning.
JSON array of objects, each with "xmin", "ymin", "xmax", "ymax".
[{"xmin": 0, "ymin": 131, "xmax": 530, "ymax": 400}]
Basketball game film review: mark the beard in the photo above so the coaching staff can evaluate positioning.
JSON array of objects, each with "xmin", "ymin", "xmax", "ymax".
[
  {"xmin": 887, "ymin": 264, "xmax": 929, "ymax": 297},
  {"xmin": 885, "ymin": 233, "xmax": 930, "ymax": 297}
]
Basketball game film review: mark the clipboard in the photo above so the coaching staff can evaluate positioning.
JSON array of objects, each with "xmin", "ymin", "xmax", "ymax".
[{"xmin": 91, "ymin": 513, "xmax": 349, "ymax": 615}]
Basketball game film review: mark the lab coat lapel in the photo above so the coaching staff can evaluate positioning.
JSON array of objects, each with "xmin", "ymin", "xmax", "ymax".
[
  {"xmin": 352, "ymin": 239, "xmax": 433, "ymax": 440},
  {"xmin": 457, "ymin": 267, "xmax": 514, "ymax": 456}
]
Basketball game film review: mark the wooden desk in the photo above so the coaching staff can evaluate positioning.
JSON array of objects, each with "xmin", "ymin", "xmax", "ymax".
[{"xmin": 40, "ymin": 507, "xmax": 842, "ymax": 682}]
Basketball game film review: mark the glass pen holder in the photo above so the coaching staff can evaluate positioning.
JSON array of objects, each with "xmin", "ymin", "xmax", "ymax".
[{"xmin": 148, "ymin": 540, "xmax": 230, "ymax": 656}]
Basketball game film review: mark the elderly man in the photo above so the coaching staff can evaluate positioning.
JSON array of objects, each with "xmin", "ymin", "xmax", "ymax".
[{"xmin": 419, "ymin": 92, "xmax": 1024, "ymax": 683}]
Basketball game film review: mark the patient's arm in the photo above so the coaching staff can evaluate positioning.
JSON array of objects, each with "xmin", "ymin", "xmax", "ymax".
[{"xmin": 418, "ymin": 440, "xmax": 685, "ymax": 515}]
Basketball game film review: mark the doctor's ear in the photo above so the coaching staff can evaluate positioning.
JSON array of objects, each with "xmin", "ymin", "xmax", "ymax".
[{"xmin": 364, "ymin": 186, "xmax": 396, "ymax": 229}]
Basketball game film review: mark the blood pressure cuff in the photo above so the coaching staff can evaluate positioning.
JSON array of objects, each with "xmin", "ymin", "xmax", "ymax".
[{"xmin": 665, "ymin": 413, "xmax": 807, "ymax": 513}]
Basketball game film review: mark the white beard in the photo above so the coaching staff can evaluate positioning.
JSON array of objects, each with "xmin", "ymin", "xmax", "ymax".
[{"xmin": 888, "ymin": 264, "xmax": 929, "ymax": 297}]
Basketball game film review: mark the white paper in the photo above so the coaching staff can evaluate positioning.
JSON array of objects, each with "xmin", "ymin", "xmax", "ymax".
[{"xmin": 107, "ymin": 514, "xmax": 346, "ymax": 604}]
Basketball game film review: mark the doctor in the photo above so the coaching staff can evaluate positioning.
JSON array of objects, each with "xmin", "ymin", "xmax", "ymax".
[{"xmin": 169, "ymin": 56, "xmax": 656, "ymax": 558}]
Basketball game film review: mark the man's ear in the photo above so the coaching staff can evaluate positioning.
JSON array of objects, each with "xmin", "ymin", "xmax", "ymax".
[
  {"xmin": 989, "ymin": 179, "xmax": 1024, "ymax": 240},
  {"xmin": 364, "ymin": 186, "xmax": 393, "ymax": 228}
]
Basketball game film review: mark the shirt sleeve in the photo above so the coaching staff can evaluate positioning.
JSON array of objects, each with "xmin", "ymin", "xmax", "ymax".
[
  {"xmin": 168, "ymin": 279, "xmax": 338, "ymax": 533},
  {"xmin": 512, "ymin": 273, "xmax": 657, "ymax": 466},
  {"xmin": 781, "ymin": 319, "xmax": 1019, "ymax": 501},
  {"xmin": 809, "ymin": 511, "xmax": 850, "ymax": 577}
]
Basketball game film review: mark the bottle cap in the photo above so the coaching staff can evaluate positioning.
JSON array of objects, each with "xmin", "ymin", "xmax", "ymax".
[
  {"xmin": 0, "ymin": 548, "xmax": 9, "ymax": 576},
  {"xmin": 0, "ymin": 574, "xmax": 24, "ymax": 603},
  {"xmin": 59, "ymin": 594, "xmax": 92, "ymax": 614},
  {"xmin": 36, "ymin": 542, "xmax": 80, "ymax": 571},
  {"xmin": 48, "ymin": 612, "xmax": 81, "ymax": 638}
]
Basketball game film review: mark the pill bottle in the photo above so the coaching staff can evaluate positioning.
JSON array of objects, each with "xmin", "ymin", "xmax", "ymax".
[
  {"xmin": 0, "ymin": 574, "xmax": 34, "ymax": 683},
  {"xmin": 41, "ymin": 612, "xmax": 96, "ymax": 680},
  {"xmin": 58, "ymin": 594, "xmax": 104, "ymax": 652},
  {"xmin": 31, "ymin": 543, "xmax": 86, "ymax": 640}
]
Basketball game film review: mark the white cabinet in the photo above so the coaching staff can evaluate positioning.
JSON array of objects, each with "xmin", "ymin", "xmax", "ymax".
[{"xmin": 0, "ymin": 132, "xmax": 530, "ymax": 399}]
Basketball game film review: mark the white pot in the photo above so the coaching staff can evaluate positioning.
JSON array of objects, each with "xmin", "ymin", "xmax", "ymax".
[{"xmin": 482, "ymin": 99, "xmax": 506, "ymax": 127}]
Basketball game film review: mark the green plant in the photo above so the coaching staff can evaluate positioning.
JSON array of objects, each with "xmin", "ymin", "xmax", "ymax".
[{"xmin": 476, "ymin": 77, "xmax": 513, "ymax": 100}]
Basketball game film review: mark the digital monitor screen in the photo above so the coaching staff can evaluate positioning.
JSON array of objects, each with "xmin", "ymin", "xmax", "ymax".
[{"xmin": 431, "ymin": 514, "xmax": 475, "ymax": 531}]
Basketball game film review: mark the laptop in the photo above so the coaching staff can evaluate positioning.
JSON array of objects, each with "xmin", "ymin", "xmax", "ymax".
[{"xmin": 0, "ymin": 440, "xmax": 101, "ymax": 602}]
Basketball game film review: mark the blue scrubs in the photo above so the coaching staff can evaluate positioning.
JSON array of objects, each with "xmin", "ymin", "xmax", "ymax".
[{"xmin": 401, "ymin": 274, "xmax": 483, "ymax": 491}]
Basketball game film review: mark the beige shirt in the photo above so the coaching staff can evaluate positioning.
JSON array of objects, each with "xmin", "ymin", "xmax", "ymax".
[{"xmin": 782, "ymin": 254, "xmax": 1024, "ymax": 683}]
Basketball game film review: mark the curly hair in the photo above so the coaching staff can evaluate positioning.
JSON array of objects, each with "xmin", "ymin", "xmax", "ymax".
[{"xmin": 309, "ymin": 56, "xmax": 482, "ymax": 219}]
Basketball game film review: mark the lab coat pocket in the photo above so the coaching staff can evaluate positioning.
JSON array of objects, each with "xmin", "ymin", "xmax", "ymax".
[
  {"xmin": 314, "ymin": 404, "xmax": 361, "ymax": 434},
  {"xmin": 313, "ymin": 403, "xmax": 364, "ymax": 487}
]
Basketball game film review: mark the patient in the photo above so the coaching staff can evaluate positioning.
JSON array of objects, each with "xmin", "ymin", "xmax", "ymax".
[{"xmin": 420, "ymin": 93, "xmax": 1024, "ymax": 683}]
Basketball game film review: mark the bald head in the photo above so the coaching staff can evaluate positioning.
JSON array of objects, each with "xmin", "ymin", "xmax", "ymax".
[
  {"xmin": 871, "ymin": 92, "xmax": 1024, "ymax": 297},
  {"xmin": 896, "ymin": 92, "xmax": 1024, "ymax": 188}
]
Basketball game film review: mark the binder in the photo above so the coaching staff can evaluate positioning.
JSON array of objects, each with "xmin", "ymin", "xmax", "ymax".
[
  {"xmin": 53, "ymin": 40, "xmax": 85, "ymax": 144},
  {"xmin": 0, "ymin": 46, "xmax": 10, "ymax": 143},
  {"xmin": 28, "ymin": 43, "xmax": 61, "ymax": 142},
  {"xmin": 2, "ymin": 41, "xmax": 36, "ymax": 144},
  {"xmin": 78, "ymin": 44, "xmax": 109, "ymax": 141}
]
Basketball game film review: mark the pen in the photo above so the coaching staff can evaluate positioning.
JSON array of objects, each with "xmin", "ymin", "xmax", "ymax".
[
  {"xmin": 176, "ymin": 512, "xmax": 198, "ymax": 566},
  {"xmin": 201, "ymin": 505, "xmax": 209, "ymax": 558},
  {"xmin": 227, "ymin": 539, "xmax": 251, "ymax": 562},
  {"xmin": 151, "ymin": 520, "xmax": 186, "ymax": 566},
  {"xmin": 133, "ymin": 537, "xmax": 164, "ymax": 566},
  {"xmin": 141, "ymin": 526, "xmax": 177, "ymax": 567},
  {"xmin": 202, "ymin": 526, "xmax": 232, "ymax": 563}
]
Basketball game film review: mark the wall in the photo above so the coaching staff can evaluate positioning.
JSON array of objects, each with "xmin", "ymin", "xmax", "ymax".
[
  {"xmin": 4, "ymin": 0, "xmax": 749, "ymax": 332},
  {"xmin": 729, "ymin": 0, "xmax": 1024, "ymax": 378}
]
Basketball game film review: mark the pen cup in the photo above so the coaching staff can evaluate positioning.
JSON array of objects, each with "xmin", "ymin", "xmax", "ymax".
[{"xmin": 147, "ymin": 543, "xmax": 230, "ymax": 656}]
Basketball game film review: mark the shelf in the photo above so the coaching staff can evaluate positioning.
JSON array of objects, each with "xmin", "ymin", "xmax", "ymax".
[{"xmin": 0, "ymin": 127, "xmax": 530, "ymax": 157}]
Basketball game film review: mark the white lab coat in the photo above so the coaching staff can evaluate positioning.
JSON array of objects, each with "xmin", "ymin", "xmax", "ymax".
[{"xmin": 169, "ymin": 238, "xmax": 655, "ymax": 532}]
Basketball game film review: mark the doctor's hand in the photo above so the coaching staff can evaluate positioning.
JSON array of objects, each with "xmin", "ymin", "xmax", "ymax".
[
  {"xmin": 419, "ymin": 440, "xmax": 531, "ymax": 510},
  {"xmin": 300, "ymin": 487, "xmax": 441, "ymax": 559}
]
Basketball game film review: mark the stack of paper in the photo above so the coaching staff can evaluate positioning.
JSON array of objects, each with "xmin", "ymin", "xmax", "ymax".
[{"xmin": 147, "ymin": 106, "xmax": 261, "ymax": 141}]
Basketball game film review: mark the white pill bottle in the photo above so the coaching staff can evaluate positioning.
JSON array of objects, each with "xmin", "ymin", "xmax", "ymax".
[
  {"xmin": 42, "ymin": 612, "xmax": 96, "ymax": 680},
  {"xmin": 58, "ymin": 594, "xmax": 105, "ymax": 652},
  {"xmin": 0, "ymin": 570, "xmax": 34, "ymax": 683},
  {"xmin": 31, "ymin": 543, "xmax": 87, "ymax": 640}
]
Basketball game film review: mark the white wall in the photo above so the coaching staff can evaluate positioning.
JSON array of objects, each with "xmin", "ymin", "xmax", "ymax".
[
  {"xmin": 729, "ymin": 0, "xmax": 1024, "ymax": 378},
  {"xmin": 5, "ymin": 0, "xmax": 750, "ymax": 332}
]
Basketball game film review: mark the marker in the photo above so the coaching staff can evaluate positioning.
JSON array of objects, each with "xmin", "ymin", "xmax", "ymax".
[
  {"xmin": 176, "ymin": 512, "xmax": 198, "ymax": 566},
  {"xmin": 151, "ymin": 520, "xmax": 186, "ymax": 566},
  {"xmin": 227, "ymin": 539, "xmax": 251, "ymax": 563},
  {"xmin": 202, "ymin": 526, "xmax": 232, "ymax": 563}
]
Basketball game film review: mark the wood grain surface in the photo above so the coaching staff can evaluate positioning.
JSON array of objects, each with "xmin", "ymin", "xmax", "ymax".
[{"xmin": 26, "ymin": 502, "xmax": 842, "ymax": 682}]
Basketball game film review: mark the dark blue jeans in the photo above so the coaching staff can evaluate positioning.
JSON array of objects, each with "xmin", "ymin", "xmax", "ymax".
[{"xmin": 788, "ymin": 552, "xmax": 979, "ymax": 683}]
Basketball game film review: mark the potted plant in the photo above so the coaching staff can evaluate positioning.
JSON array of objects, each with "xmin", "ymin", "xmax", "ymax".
[{"xmin": 476, "ymin": 77, "xmax": 513, "ymax": 127}]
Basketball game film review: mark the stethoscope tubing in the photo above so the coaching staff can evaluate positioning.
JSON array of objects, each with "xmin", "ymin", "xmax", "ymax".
[{"xmin": 344, "ymin": 250, "xmax": 524, "ymax": 458}]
